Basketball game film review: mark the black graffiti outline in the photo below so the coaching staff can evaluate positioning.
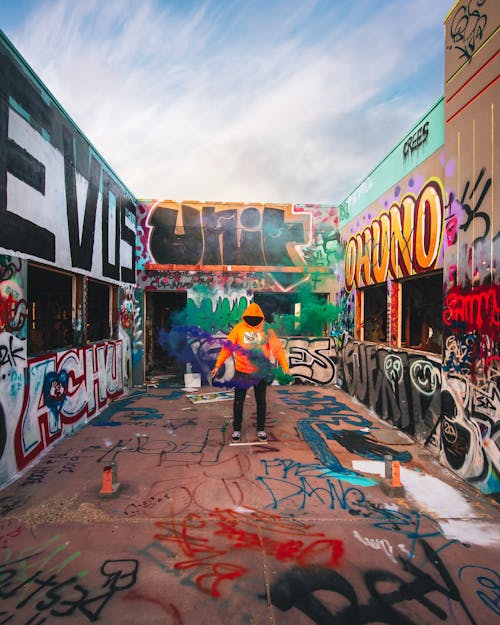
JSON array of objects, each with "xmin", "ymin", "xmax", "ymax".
[
  {"xmin": 0, "ymin": 256, "xmax": 22, "ymax": 283},
  {"xmin": 0, "ymin": 333, "xmax": 25, "ymax": 369},
  {"xmin": 448, "ymin": 0, "xmax": 488, "ymax": 63},
  {"xmin": 458, "ymin": 167, "xmax": 491, "ymax": 244},
  {"xmin": 0, "ymin": 555, "xmax": 138, "ymax": 623},
  {"xmin": 1, "ymin": 45, "xmax": 136, "ymax": 282},
  {"xmin": 269, "ymin": 539, "xmax": 477, "ymax": 625}
]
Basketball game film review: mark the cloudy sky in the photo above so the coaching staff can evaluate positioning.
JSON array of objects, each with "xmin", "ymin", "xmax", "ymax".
[{"xmin": 2, "ymin": 0, "xmax": 451, "ymax": 204}]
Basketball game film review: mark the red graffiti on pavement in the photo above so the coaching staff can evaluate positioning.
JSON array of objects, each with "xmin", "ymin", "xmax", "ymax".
[
  {"xmin": 154, "ymin": 507, "xmax": 344, "ymax": 598},
  {"xmin": 123, "ymin": 589, "xmax": 184, "ymax": 624}
]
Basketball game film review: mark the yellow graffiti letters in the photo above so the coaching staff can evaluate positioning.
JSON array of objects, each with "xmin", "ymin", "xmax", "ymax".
[
  {"xmin": 389, "ymin": 198, "xmax": 414, "ymax": 279},
  {"xmin": 344, "ymin": 179, "xmax": 443, "ymax": 291},
  {"xmin": 414, "ymin": 182, "xmax": 443, "ymax": 272}
]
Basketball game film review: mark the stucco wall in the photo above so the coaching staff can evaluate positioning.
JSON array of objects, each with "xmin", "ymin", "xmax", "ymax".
[
  {"xmin": 0, "ymin": 34, "xmax": 136, "ymax": 488},
  {"xmin": 429, "ymin": 0, "xmax": 499, "ymax": 498},
  {"xmin": 335, "ymin": 0, "xmax": 499, "ymax": 500}
]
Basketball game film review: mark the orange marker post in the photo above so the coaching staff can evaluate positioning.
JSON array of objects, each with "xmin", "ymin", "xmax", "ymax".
[
  {"xmin": 99, "ymin": 465, "xmax": 121, "ymax": 497},
  {"xmin": 99, "ymin": 466, "xmax": 114, "ymax": 495},
  {"xmin": 391, "ymin": 460, "xmax": 402, "ymax": 488}
]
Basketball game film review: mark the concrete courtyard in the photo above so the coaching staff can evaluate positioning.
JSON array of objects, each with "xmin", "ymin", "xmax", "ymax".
[{"xmin": 1, "ymin": 382, "xmax": 499, "ymax": 625}]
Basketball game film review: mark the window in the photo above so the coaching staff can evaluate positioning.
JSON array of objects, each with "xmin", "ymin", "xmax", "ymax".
[
  {"xmin": 401, "ymin": 271, "xmax": 442, "ymax": 354},
  {"xmin": 87, "ymin": 279, "xmax": 111, "ymax": 342},
  {"xmin": 363, "ymin": 283, "xmax": 387, "ymax": 342},
  {"xmin": 28, "ymin": 264, "xmax": 73, "ymax": 354}
]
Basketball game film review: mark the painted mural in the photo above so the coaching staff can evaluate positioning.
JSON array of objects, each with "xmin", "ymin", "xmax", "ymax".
[
  {"xmin": 339, "ymin": 160, "xmax": 498, "ymax": 497},
  {"xmin": 0, "ymin": 32, "xmax": 136, "ymax": 285},
  {"xmin": 341, "ymin": 341, "xmax": 441, "ymax": 438},
  {"xmin": 338, "ymin": 146, "xmax": 446, "ymax": 438},
  {"xmin": 148, "ymin": 287, "xmax": 341, "ymax": 387},
  {"xmin": 0, "ymin": 253, "xmax": 126, "ymax": 486},
  {"xmin": 136, "ymin": 200, "xmax": 342, "ymax": 386},
  {"xmin": 137, "ymin": 200, "xmax": 312, "ymax": 269},
  {"xmin": 0, "ymin": 254, "xmax": 27, "ymax": 485},
  {"xmin": 136, "ymin": 200, "xmax": 341, "ymax": 292},
  {"xmin": 0, "ymin": 32, "xmax": 134, "ymax": 488},
  {"xmin": 344, "ymin": 177, "xmax": 444, "ymax": 291},
  {"xmin": 335, "ymin": 0, "xmax": 499, "ymax": 500},
  {"xmin": 118, "ymin": 285, "xmax": 144, "ymax": 387},
  {"xmin": 427, "ymin": 0, "xmax": 499, "ymax": 499}
]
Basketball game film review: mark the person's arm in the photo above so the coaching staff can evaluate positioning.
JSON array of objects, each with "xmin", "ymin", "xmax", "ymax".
[
  {"xmin": 211, "ymin": 328, "xmax": 238, "ymax": 377},
  {"xmin": 268, "ymin": 329, "xmax": 290, "ymax": 373}
]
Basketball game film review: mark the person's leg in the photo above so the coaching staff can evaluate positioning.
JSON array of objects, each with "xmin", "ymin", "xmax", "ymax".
[
  {"xmin": 233, "ymin": 373, "xmax": 248, "ymax": 431},
  {"xmin": 254, "ymin": 378, "xmax": 267, "ymax": 432}
]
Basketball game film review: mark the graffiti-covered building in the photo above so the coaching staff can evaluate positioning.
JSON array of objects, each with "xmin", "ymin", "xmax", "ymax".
[
  {"xmin": 439, "ymin": 1, "xmax": 498, "ymax": 496},
  {"xmin": 337, "ymin": 99, "xmax": 445, "ymax": 448},
  {"xmin": 337, "ymin": 1, "xmax": 499, "ymax": 500},
  {"xmin": 135, "ymin": 199, "xmax": 342, "ymax": 386},
  {"xmin": 0, "ymin": 0, "xmax": 498, "ymax": 502},
  {"xmin": 0, "ymin": 31, "xmax": 137, "ymax": 486}
]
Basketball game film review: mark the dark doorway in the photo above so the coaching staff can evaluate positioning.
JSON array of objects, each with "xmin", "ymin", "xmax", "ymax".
[
  {"xmin": 253, "ymin": 292, "xmax": 299, "ymax": 323},
  {"xmin": 145, "ymin": 291, "xmax": 187, "ymax": 379},
  {"xmin": 363, "ymin": 283, "xmax": 387, "ymax": 343}
]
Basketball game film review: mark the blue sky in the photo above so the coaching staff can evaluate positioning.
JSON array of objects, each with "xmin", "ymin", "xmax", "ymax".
[{"xmin": 1, "ymin": 0, "xmax": 452, "ymax": 203}]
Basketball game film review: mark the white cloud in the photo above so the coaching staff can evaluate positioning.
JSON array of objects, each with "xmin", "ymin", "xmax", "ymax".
[{"xmin": 6, "ymin": 0, "xmax": 451, "ymax": 203}]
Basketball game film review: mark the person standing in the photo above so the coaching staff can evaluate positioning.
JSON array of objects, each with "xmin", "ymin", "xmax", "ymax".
[{"xmin": 211, "ymin": 302, "xmax": 291, "ymax": 442}]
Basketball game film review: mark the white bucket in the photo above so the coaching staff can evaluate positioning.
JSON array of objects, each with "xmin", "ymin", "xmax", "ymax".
[{"xmin": 184, "ymin": 373, "xmax": 201, "ymax": 388}]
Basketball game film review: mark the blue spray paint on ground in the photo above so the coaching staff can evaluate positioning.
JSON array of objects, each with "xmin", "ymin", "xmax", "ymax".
[
  {"xmin": 90, "ymin": 389, "xmax": 184, "ymax": 426},
  {"xmin": 275, "ymin": 387, "xmax": 409, "ymax": 483},
  {"xmin": 315, "ymin": 422, "xmax": 412, "ymax": 462},
  {"xmin": 297, "ymin": 420, "xmax": 376, "ymax": 486}
]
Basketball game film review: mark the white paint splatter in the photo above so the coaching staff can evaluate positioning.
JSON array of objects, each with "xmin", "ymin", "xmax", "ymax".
[
  {"xmin": 352, "ymin": 530, "xmax": 397, "ymax": 563},
  {"xmin": 352, "ymin": 460, "xmax": 500, "ymax": 546},
  {"xmin": 438, "ymin": 520, "xmax": 500, "ymax": 547}
]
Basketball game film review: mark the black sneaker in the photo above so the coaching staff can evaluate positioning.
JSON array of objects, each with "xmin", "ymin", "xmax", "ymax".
[
  {"xmin": 257, "ymin": 431, "xmax": 267, "ymax": 441},
  {"xmin": 231, "ymin": 431, "xmax": 241, "ymax": 442}
]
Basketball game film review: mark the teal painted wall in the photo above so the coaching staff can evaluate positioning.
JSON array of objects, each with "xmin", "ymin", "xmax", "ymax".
[{"xmin": 339, "ymin": 98, "xmax": 444, "ymax": 228}]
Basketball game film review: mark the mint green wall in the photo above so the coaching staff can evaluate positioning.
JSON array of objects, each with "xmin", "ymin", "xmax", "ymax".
[{"xmin": 339, "ymin": 98, "xmax": 444, "ymax": 228}]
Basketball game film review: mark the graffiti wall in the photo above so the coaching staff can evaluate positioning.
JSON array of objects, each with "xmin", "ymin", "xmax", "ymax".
[
  {"xmin": 0, "ymin": 254, "xmax": 27, "ymax": 486},
  {"xmin": 338, "ymin": 144, "xmax": 446, "ymax": 441},
  {"xmin": 0, "ymin": 330, "xmax": 124, "ymax": 486},
  {"xmin": 427, "ymin": 0, "xmax": 499, "ymax": 499},
  {"xmin": 0, "ymin": 30, "xmax": 134, "ymax": 488},
  {"xmin": 145, "ymin": 285, "xmax": 341, "ymax": 387},
  {"xmin": 137, "ymin": 200, "xmax": 312, "ymax": 269},
  {"xmin": 118, "ymin": 285, "xmax": 144, "ymax": 387},
  {"xmin": 0, "ymin": 253, "xmax": 125, "ymax": 487},
  {"xmin": 341, "ymin": 342, "xmax": 441, "ymax": 439},
  {"xmin": 335, "ymin": 0, "xmax": 499, "ymax": 499},
  {"xmin": 136, "ymin": 200, "xmax": 341, "ymax": 292},
  {"xmin": 190, "ymin": 332, "xmax": 340, "ymax": 388},
  {"xmin": 0, "ymin": 32, "xmax": 136, "ymax": 284},
  {"xmin": 344, "ymin": 176, "xmax": 444, "ymax": 291},
  {"xmin": 135, "ymin": 200, "xmax": 341, "ymax": 385}
]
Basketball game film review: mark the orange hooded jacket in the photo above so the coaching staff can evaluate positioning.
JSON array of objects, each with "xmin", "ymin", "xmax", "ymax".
[{"xmin": 214, "ymin": 302, "xmax": 290, "ymax": 375}]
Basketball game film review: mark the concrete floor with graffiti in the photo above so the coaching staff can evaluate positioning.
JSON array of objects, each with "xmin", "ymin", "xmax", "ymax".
[{"xmin": 1, "ymin": 383, "xmax": 499, "ymax": 625}]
